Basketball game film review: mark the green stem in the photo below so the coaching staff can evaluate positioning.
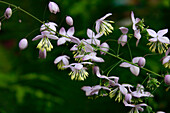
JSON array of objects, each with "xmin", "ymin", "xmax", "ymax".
[{"xmin": 106, "ymin": 61, "xmax": 121, "ymax": 76}]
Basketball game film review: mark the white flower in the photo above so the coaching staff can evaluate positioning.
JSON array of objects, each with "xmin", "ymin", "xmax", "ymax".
[
  {"xmin": 147, "ymin": 29, "xmax": 169, "ymax": 54},
  {"xmin": 100, "ymin": 42, "xmax": 109, "ymax": 55},
  {"xmin": 118, "ymin": 27, "xmax": 128, "ymax": 46},
  {"xmin": 57, "ymin": 27, "xmax": 74, "ymax": 45},
  {"xmin": 63, "ymin": 62, "xmax": 92, "ymax": 81},
  {"xmin": 48, "ymin": 2, "xmax": 60, "ymax": 14},
  {"xmin": 54, "ymin": 55, "xmax": 70, "ymax": 70},
  {"xmin": 131, "ymin": 11, "xmax": 141, "ymax": 31},
  {"xmin": 95, "ymin": 13, "xmax": 114, "ymax": 35},
  {"xmin": 4, "ymin": 7, "xmax": 12, "ymax": 19},
  {"xmin": 86, "ymin": 28, "xmax": 103, "ymax": 45},
  {"xmin": 66, "ymin": 16, "xmax": 73, "ymax": 26},
  {"xmin": 19, "ymin": 38, "xmax": 28, "ymax": 50}
]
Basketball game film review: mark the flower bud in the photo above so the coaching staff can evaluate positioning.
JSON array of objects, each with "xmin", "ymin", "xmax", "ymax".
[
  {"xmin": 48, "ymin": 2, "xmax": 60, "ymax": 14},
  {"xmin": 4, "ymin": 7, "xmax": 12, "ymax": 19},
  {"xmin": 164, "ymin": 75, "xmax": 170, "ymax": 85},
  {"xmin": 138, "ymin": 57, "xmax": 146, "ymax": 67},
  {"xmin": 39, "ymin": 49, "xmax": 47, "ymax": 59},
  {"xmin": 100, "ymin": 42, "xmax": 109, "ymax": 55},
  {"xmin": 66, "ymin": 16, "xmax": 73, "ymax": 26},
  {"xmin": 19, "ymin": 38, "xmax": 28, "ymax": 50}
]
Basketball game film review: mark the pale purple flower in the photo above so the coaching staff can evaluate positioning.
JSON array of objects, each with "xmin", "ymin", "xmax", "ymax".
[
  {"xmin": 134, "ymin": 29, "xmax": 141, "ymax": 46},
  {"xmin": 48, "ymin": 1, "xmax": 60, "ymax": 14},
  {"xmin": 19, "ymin": 38, "xmax": 28, "ymax": 50},
  {"xmin": 54, "ymin": 55, "xmax": 70, "ymax": 70},
  {"xmin": 124, "ymin": 93, "xmax": 132, "ymax": 103},
  {"xmin": 40, "ymin": 22, "xmax": 58, "ymax": 35},
  {"xmin": 164, "ymin": 75, "xmax": 170, "ymax": 85},
  {"xmin": 120, "ymin": 57, "xmax": 146, "ymax": 76},
  {"xmin": 118, "ymin": 27, "xmax": 128, "ymax": 46},
  {"xmin": 162, "ymin": 48, "xmax": 170, "ymax": 68},
  {"xmin": 63, "ymin": 62, "xmax": 92, "ymax": 81},
  {"xmin": 86, "ymin": 28, "xmax": 103, "ymax": 45},
  {"xmin": 39, "ymin": 49, "xmax": 46, "ymax": 59},
  {"xmin": 147, "ymin": 29, "xmax": 169, "ymax": 54},
  {"xmin": 138, "ymin": 57, "xmax": 146, "ymax": 67},
  {"xmin": 0, "ymin": 22, "xmax": 1, "ymax": 30},
  {"xmin": 100, "ymin": 42, "xmax": 109, "ymax": 55},
  {"xmin": 95, "ymin": 13, "xmax": 114, "ymax": 35},
  {"xmin": 4, "ymin": 7, "xmax": 12, "ymax": 19},
  {"xmin": 131, "ymin": 11, "xmax": 141, "ymax": 31},
  {"xmin": 66, "ymin": 16, "xmax": 73, "ymax": 26},
  {"xmin": 57, "ymin": 27, "xmax": 74, "ymax": 45},
  {"xmin": 81, "ymin": 85, "xmax": 111, "ymax": 96}
]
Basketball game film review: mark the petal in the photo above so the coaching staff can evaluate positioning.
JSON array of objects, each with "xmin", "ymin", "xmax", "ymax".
[
  {"xmin": 57, "ymin": 37, "xmax": 66, "ymax": 45},
  {"xmin": 100, "ymin": 13, "xmax": 112, "ymax": 21},
  {"xmin": 131, "ymin": 11, "xmax": 136, "ymax": 24},
  {"xmin": 48, "ymin": 35, "xmax": 58, "ymax": 40},
  {"xmin": 135, "ymin": 18, "xmax": 141, "ymax": 24},
  {"xmin": 66, "ymin": 16, "xmax": 73, "ymax": 26},
  {"xmin": 70, "ymin": 44, "xmax": 78, "ymax": 51},
  {"xmin": 120, "ymin": 62, "xmax": 131, "ymax": 67},
  {"xmin": 91, "ymin": 57, "xmax": 104, "ymax": 62},
  {"xmin": 158, "ymin": 36, "xmax": 170, "ymax": 44},
  {"xmin": 82, "ymin": 55, "xmax": 91, "ymax": 61},
  {"xmin": 59, "ymin": 27, "xmax": 66, "ymax": 35},
  {"xmin": 134, "ymin": 29, "xmax": 141, "ymax": 40},
  {"xmin": 130, "ymin": 66, "xmax": 140, "ymax": 76},
  {"xmin": 132, "ymin": 57, "xmax": 141, "ymax": 63},
  {"xmin": 62, "ymin": 58, "xmax": 69, "ymax": 65},
  {"xmin": 93, "ymin": 66, "xmax": 101, "ymax": 77},
  {"xmin": 162, "ymin": 56, "xmax": 170, "ymax": 64},
  {"xmin": 95, "ymin": 20, "xmax": 101, "ymax": 33},
  {"xmin": 119, "ymin": 27, "xmax": 128, "ymax": 34},
  {"xmin": 54, "ymin": 56, "xmax": 62, "ymax": 64},
  {"xmin": 67, "ymin": 27, "xmax": 75, "ymax": 36},
  {"xmin": 157, "ymin": 29, "xmax": 168, "ymax": 37},
  {"xmin": 166, "ymin": 48, "xmax": 170, "ymax": 56},
  {"xmin": 81, "ymin": 62, "xmax": 93, "ymax": 65},
  {"xmin": 100, "ymin": 42, "xmax": 109, "ymax": 55},
  {"xmin": 95, "ymin": 33, "xmax": 103, "ymax": 38},
  {"xmin": 74, "ymin": 63, "xmax": 83, "ymax": 70},
  {"xmin": 87, "ymin": 28, "xmax": 95, "ymax": 38},
  {"xmin": 32, "ymin": 35, "xmax": 44, "ymax": 41},
  {"xmin": 120, "ymin": 35, "xmax": 127, "ymax": 46},
  {"xmin": 119, "ymin": 85, "xmax": 128, "ymax": 95},
  {"xmin": 149, "ymin": 37, "xmax": 158, "ymax": 42},
  {"xmin": 70, "ymin": 37, "xmax": 81, "ymax": 44},
  {"xmin": 147, "ymin": 29, "xmax": 157, "ymax": 37}
]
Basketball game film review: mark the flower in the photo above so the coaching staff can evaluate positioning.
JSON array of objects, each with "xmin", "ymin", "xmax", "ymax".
[
  {"xmin": 0, "ymin": 21, "xmax": 1, "ymax": 30},
  {"xmin": 32, "ymin": 22, "xmax": 58, "ymax": 51},
  {"xmin": 81, "ymin": 85, "xmax": 111, "ymax": 96},
  {"xmin": 19, "ymin": 38, "xmax": 28, "ymax": 50},
  {"xmin": 131, "ymin": 11, "xmax": 141, "ymax": 31},
  {"xmin": 66, "ymin": 16, "xmax": 73, "ymax": 26},
  {"xmin": 39, "ymin": 48, "xmax": 46, "ymax": 59},
  {"xmin": 4, "ymin": 7, "xmax": 12, "ymax": 19},
  {"xmin": 118, "ymin": 27, "xmax": 128, "ymax": 46},
  {"xmin": 162, "ymin": 48, "xmax": 170, "ymax": 68},
  {"xmin": 48, "ymin": 2, "xmax": 60, "ymax": 14},
  {"xmin": 147, "ymin": 29, "xmax": 169, "ymax": 54},
  {"xmin": 95, "ymin": 13, "xmax": 114, "ymax": 35},
  {"xmin": 100, "ymin": 42, "xmax": 109, "ymax": 55},
  {"xmin": 54, "ymin": 55, "xmax": 70, "ymax": 70},
  {"xmin": 57, "ymin": 27, "xmax": 74, "ymax": 45},
  {"xmin": 120, "ymin": 57, "xmax": 146, "ymax": 76},
  {"xmin": 164, "ymin": 75, "xmax": 170, "ymax": 85},
  {"xmin": 63, "ymin": 62, "xmax": 92, "ymax": 81},
  {"xmin": 86, "ymin": 28, "xmax": 103, "ymax": 45}
]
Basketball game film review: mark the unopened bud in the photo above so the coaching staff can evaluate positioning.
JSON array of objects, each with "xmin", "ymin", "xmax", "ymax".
[
  {"xmin": 138, "ymin": 57, "xmax": 146, "ymax": 67},
  {"xmin": 19, "ymin": 38, "xmax": 28, "ymax": 50},
  {"xmin": 66, "ymin": 16, "xmax": 73, "ymax": 26},
  {"xmin": 4, "ymin": 7, "xmax": 12, "ymax": 19},
  {"xmin": 164, "ymin": 75, "xmax": 170, "ymax": 85},
  {"xmin": 48, "ymin": 2, "xmax": 60, "ymax": 14},
  {"xmin": 39, "ymin": 49, "xmax": 47, "ymax": 59}
]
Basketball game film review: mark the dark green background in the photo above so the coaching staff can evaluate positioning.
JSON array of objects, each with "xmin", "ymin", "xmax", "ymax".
[{"xmin": 0, "ymin": 0, "xmax": 169, "ymax": 113}]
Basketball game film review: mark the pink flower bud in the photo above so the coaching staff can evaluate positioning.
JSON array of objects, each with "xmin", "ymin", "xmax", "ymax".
[
  {"xmin": 19, "ymin": 38, "xmax": 28, "ymax": 50},
  {"xmin": 138, "ymin": 57, "xmax": 146, "ymax": 67},
  {"xmin": 164, "ymin": 75, "xmax": 170, "ymax": 85},
  {"xmin": 39, "ymin": 49, "xmax": 47, "ymax": 59},
  {"xmin": 48, "ymin": 2, "xmax": 60, "ymax": 14},
  {"xmin": 4, "ymin": 7, "xmax": 12, "ymax": 19},
  {"xmin": 66, "ymin": 16, "xmax": 73, "ymax": 26}
]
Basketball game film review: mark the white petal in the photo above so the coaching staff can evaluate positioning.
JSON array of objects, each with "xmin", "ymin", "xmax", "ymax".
[
  {"xmin": 100, "ymin": 42, "xmax": 109, "ymax": 55},
  {"xmin": 54, "ymin": 56, "xmax": 62, "ymax": 64},
  {"xmin": 66, "ymin": 16, "xmax": 73, "ymax": 26},
  {"xmin": 62, "ymin": 58, "xmax": 69, "ymax": 65},
  {"xmin": 32, "ymin": 35, "xmax": 44, "ymax": 41},
  {"xmin": 120, "ymin": 35, "xmax": 127, "ymax": 46},
  {"xmin": 132, "ymin": 57, "xmax": 141, "ymax": 63},
  {"xmin": 59, "ymin": 27, "xmax": 66, "ymax": 35},
  {"xmin": 149, "ymin": 37, "xmax": 158, "ymax": 42},
  {"xmin": 67, "ymin": 27, "xmax": 75, "ymax": 36},
  {"xmin": 119, "ymin": 27, "xmax": 128, "ymax": 34},
  {"xmin": 70, "ymin": 37, "xmax": 81, "ymax": 44},
  {"xmin": 130, "ymin": 66, "xmax": 140, "ymax": 76},
  {"xmin": 134, "ymin": 29, "xmax": 141, "ymax": 40},
  {"xmin": 100, "ymin": 13, "xmax": 112, "ymax": 21},
  {"xmin": 87, "ymin": 28, "xmax": 95, "ymax": 38},
  {"xmin": 135, "ymin": 18, "xmax": 141, "ymax": 24},
  {"xmin": 57, "ymin": 37, "xmax": 66, "ymax": 45},
  {"xmin": 157, "ymin": 29, "xmax": 168, "ymax": 37},
  {"xmin": 94, "ymin": 33, "xmax": 103, "ymax": 38},
  {"xmin": 162, "ymin": 56, "xmax": 170, "ymax": 64},
  {"xmin": 91, "ymin": 57, "xmax": 104, "ymax": 62},
  {"xmin": 74, "ymin": 63, "xmax": 83, "ymax": 70},
  {"xmin": 158, "ymin": 36, "xmax": 170, "ymax": 44},
  {"xmin": 147, "ymin": 29, "xmax": 157, "ymax": 37},
  {"xmin": 95, "ymin": 20, "xmax": 101, "ymax": 33},
  {"xmin": 119, "ymin": 85, "xmax": 128, "ymax": 95},
  {"xmin": 131, "ymin": 11, "xmax": 136, "ymax": 24},
  {"xmin": 120, "ymin": 62, "xmax": 131, "ymax": 67},
  {"xmin": 48, "ymin": 35, "xmax": 58, "ymax": 40},
  {"xmin": 70, "ymin": 44, "xmax": 78, "ymax": 51}
]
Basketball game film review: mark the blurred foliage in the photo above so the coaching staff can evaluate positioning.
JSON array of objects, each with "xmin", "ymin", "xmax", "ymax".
[{"xmin": 0, "ymin": 0, "xmax": 170, "ymax": 113}]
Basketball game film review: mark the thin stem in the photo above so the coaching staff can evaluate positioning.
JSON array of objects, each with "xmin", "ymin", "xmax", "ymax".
[
  {"xmin": 127, "ymin": 41, "xmax": 132, "ymax": 60},
  {"xmin": 106, "ymin": 61, "xmax": 121, "ymax": 76},
  {"xmin": 117, "ymin": 44, "xmax": 120, "ymax": 56}
]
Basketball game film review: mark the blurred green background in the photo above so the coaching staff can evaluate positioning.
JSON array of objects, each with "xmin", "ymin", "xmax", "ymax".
[{"xmin": 0, "ymin": 0, "xmax": 169, "ymax": 113}]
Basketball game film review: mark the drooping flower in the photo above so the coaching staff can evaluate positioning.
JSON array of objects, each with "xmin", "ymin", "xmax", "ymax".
[
  {"xmin": 131, "ymin": 11, "xmax": 141, "ymax": 31},
  {"xmin": 147, "ymin": 29, "xmax": 169, "ymax": 54},
  {"xmin": 95, "ymin": 13, "xmax": 114, "ymax": 35},
  {"xmin": 86, "ymin": 28, "xmax": 103, "ymax": 46},
  {"xmin": 164, "ymin": 75, "xmax": 170, "ymax": 85},
  {"xmin": 4, "ymin": 7, "xmax": 12, "ymax": 19},
  {"xmin": 48, "ymin": 1, "xmax": 60, "ymax": 14},
  {"xmin": 118, "ymin": 27, "xmax": 128, "ymax": 46},
  {"xmin": 39, "ymin": 48, "xmax": 47, "ymax": 59},
  {"xmin": 54, "ymin": 55, "xmax": 70, "ymax": 70},
  {"xmin": 81, "ymin": 85, "xmax": 111, "ymax": 96},
  {"xmin": 57, "ymin": 27, "xmax": 74, "ymax": 45},
  {"xmin": 161, "ymin": 48, "xmax": 170, "ymax": 68},
  {"xmin": 63, "ymin": 62, "xmax": 92, "ymax": 81},
  {"xmin": 19, "ymin": 38, "xmax": 28, "ymax": 50},
  {"xmin": 66, "ymin": 16, "xmax": 73, "ymax": 26},
  {"xmin": 32, "ymin": 22, "xmax": 58, "ymax": 51},
  {"xmin": 100, "ymin": 42, "xmax": 109, "ymax": 55},
  {"xmin": 120, "ymin": 57, "xmax": 146, "ymax": 76}
]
